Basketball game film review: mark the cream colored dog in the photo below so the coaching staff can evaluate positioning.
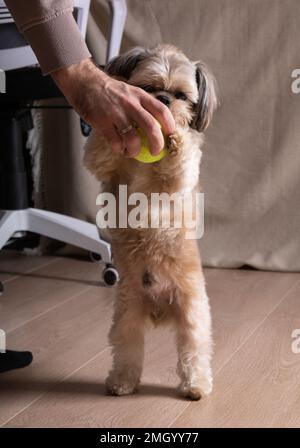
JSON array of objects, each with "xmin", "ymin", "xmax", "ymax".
[{"xmin": 84, "ymin": 44, "xmax": 217, "ymax": 400}]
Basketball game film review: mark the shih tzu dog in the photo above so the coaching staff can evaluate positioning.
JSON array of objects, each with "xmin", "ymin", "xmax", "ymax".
[{"xmin": 84, "ymin": 44, "xmax": 217, "ymax": 400}]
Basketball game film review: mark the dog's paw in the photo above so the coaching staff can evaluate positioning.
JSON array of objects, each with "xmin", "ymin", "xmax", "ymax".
[
  {"xmin": 167, "ymin": 132, "xmax": 183, "ymax": 157},
  {"xmin": 105, "ymin": 373, "xmax": 139, "ymax": 396},
  {"xmin": 179, "ymin": 376, "xmax": 213, "ymax": 401}
]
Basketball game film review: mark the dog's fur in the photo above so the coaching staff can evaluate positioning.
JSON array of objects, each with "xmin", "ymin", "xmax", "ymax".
[{"xmin": 84, "ymin": 45, "xmax": 217, "ymax": 400}]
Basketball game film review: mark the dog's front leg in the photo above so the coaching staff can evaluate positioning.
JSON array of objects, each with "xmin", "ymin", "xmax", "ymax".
[
  {"xmin": 106, "ymin": 290, "xmax": 145, "ymax": 396},
  {"xmin": 84, "ymin": 131, "xmax": 122, "ymax": 182},
  {"xmin": 175, "ymin": 282, "xmax": 213, "ymax": 401}
]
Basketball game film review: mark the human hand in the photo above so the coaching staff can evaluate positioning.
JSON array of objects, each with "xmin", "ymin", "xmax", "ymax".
[{"xmin": 51, "ymin": 58, "xmax": 175, "ymax": 157}]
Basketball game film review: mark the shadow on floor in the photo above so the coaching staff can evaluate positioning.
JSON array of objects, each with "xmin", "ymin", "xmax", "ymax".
[
  {"xmin": 0, "ymin": 270, "xmax": 104, "ymax": 288},
  {"xmin": 0, "ymin": 376, "xmax": 184, "ymax": 400}
]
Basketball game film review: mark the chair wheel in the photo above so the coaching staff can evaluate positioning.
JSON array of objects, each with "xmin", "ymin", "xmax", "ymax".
[
  {"xmin": 89, "ymin": 251, "xmax": 102, "ymax": 262},
  {"xmin": 103, "ymin": 265, "xmax": 119, "ymax": 286}
]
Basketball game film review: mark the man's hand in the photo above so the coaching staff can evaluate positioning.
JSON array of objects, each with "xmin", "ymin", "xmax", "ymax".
[{"xmin": 51, "ymin": 58, "xmax": 175, "ymax": 157}]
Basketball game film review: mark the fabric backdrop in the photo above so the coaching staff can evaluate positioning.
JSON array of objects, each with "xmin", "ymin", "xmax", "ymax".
[{"xmin": 36, "ymin": 0, "xmax": 300, "ymax": 271}]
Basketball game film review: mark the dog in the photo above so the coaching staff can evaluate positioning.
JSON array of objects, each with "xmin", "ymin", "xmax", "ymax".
[{"xmin": 84, "ymin": 44, "xmax": 217, "ymax": 400}]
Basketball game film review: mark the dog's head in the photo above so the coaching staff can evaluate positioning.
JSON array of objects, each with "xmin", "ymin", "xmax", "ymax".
[{"xmin": 105, "ymin": 44, "xmax": 217, "ymax": 132}]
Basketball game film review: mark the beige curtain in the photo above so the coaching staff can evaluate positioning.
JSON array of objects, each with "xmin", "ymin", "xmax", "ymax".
[{"xmin": 37, "ymin": 0, "xmax": 300, "ymax": 271}]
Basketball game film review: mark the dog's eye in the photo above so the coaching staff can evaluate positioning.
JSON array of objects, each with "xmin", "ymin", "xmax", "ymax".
[
  {"xmin": 175, "ymin": 91, "xmax": 187, "ymax": 101},
  {"xmin": 140, "ymin": 85, "xmax": 156, "ymax": 93}
]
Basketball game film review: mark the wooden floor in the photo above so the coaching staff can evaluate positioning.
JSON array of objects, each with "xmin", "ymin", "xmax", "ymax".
[{"xmin": 1, "ymin": 250, "xmax": 300, "ymax": 428}]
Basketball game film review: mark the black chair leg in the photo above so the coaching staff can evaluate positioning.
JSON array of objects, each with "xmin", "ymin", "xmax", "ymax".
[{"xmin": 0, "ymin": 350, "xmax": 33, "ymax": 373}]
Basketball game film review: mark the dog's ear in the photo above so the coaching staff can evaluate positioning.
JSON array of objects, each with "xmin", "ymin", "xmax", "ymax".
[
  {"xmin": 105, "ymin": 47, "xmax": 149, "ymax": 80},
  {"xmin": 191, "ymin": 61, "xmax": 218, "ymax": 132}
]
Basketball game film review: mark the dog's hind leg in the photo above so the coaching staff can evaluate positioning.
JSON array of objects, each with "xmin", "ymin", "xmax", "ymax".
[
  {"xmin": 106, "ymin": 287, "xmax": 145, "ymax": 396},
  {"xmin": 175, "ymin": 280, "xmax": 213, "ymax": 401}
]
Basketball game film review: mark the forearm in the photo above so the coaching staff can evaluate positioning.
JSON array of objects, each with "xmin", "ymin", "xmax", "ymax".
[
  {"xmin": 51, "ymin": 58, "xmax": 109, "ymax": 115},
  {"xmin": 51, "ymin": 59, "xmax": 107, "ymax": 91},
  {"xmin": 5, "ymin": 0, "xmax": 91, "ymax": 74}
]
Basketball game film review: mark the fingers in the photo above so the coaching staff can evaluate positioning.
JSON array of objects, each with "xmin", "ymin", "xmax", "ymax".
[
  {"xmin": 100, "ymin": 125, "xmax": 124, "ymax": 154},
  {"xmin": 129, "ymin": 106, "xmax": 165, "ymax": 156},
  {"xmin": 140, "ymin": 91, "xmax": 176, "ymax": 136},
  {"xmin": 113, "ymin": 118, "xmax": 141, "ymax": 158},
  {"xmin": 94, "ymin": 118, "xmax": 141, "ymax": 158},
  {"xmin": 121, "ymin": 127, "xmax": 141, "ymax": 157}
]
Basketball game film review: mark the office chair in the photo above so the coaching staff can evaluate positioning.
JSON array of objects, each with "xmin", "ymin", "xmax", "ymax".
[{"xmin": 0, "ymin": 0, "xmax": 127, "ymax": 290}]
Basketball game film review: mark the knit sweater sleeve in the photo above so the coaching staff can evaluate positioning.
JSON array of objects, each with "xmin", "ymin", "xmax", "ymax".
[{"xmin": 5, "ymin": 0, "xmax": 91, "ymax": 74}]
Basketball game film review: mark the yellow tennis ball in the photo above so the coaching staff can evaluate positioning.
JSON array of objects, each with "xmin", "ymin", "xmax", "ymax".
[{"xmin": 134, "ymin": 123, "xmax": 167, "ymax": 164}]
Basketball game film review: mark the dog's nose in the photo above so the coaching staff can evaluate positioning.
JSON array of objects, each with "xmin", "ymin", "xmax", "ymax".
[{"xmin": 156, "ymin": 95, "xmax": 171, "ymax": 107}]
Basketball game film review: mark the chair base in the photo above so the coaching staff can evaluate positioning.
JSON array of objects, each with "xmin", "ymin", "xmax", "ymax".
[{"xmin": 0, "ymin": 208, "xmax": 112, "ymax": 263}]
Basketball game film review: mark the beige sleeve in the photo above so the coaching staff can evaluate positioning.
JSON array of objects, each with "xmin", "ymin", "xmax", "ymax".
[{"xmin": 5, "ymin": 0, "xmax": 91, "ymax": 74}]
